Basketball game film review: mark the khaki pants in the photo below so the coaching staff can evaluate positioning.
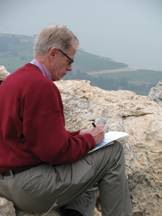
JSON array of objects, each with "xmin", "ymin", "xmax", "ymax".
[{"xmin": 0, "ymin": 141, "xmax": 132, "ymax": 216}]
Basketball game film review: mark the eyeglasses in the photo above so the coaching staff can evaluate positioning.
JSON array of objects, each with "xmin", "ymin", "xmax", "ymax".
[{"xmin": 58, "ymin": 49, "xmax": 74, "ymax": 65}]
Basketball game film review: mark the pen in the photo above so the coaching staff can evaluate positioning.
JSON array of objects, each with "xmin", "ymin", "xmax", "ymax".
[{"xmin": 92, "ymin": 122, "xmax": 96, "ymax": 128}]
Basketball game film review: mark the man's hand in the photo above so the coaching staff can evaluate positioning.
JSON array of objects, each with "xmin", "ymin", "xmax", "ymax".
[{"xmin": 79, "ymin": 126, "xmax": 105, "ymax": 145}]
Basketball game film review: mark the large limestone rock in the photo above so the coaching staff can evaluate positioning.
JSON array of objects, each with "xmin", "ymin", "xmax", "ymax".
[
  {"xmin": 56, "ymin": 80, "xmax": 162, "ymax": 216},
  {"xmin": 1, "ymin": 80, "xmax": 162, "ymax": 215}
]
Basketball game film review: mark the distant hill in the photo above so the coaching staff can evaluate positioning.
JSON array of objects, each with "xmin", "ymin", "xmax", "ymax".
[
  {"xmin": 0, "ymin": 33, "xmax": 127, "ymax": 72},
  {"xmin": 0, "ymin": 33, "xmax": 33, "ymax": 71},
  {"xmin": 0, "ymin": 33, "xmax": 162, "ymax": 95}
]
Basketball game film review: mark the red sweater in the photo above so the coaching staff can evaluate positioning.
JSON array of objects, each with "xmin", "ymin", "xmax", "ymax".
[{"xmin": 0, "ymin": 64, "xmax": 95, "ymax": 169}]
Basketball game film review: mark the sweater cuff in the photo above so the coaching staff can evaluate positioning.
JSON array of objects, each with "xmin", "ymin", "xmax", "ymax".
[
  {"xmin": 69, "ymin": 130, "xmax": 80, "ymax": 136},
  {"xmin": 82, "ymin": 133, "xmax": 96, "ymax": 150}
]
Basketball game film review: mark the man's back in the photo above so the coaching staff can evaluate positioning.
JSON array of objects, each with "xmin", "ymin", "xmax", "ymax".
[
  {"xmin": 0, "ymin": 63, "xmax": 95, "ymax": 170},
  {"xmin": 0, "ymin": 63, "xmax": 60, "ymax": 169}
]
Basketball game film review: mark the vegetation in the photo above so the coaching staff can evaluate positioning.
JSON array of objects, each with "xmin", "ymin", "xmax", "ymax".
[
  {"xmin": 65, "ymin": 69, "xmax": 162, "ymax": 95},
  {"xmin": 0, "ymin": 33, "xmax": 33, "ymax": 71},
  {"xmin": 0, "ymin": 33, "xmax": 162, "ymax": 95}
]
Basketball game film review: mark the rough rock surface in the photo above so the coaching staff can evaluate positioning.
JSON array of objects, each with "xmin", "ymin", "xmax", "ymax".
[
  {"xmin": 148, "ymin": 80, "xmax": 162, "ymax": 106},
  {"xmin": 1, "ymin": 80, "xmax": 162, "ymax": 215},
  {"xmin": 57, "ymin": 80, "xmax": 162, "ymax": 216},
  {"xmin": 0, "ymin": 65, "xmax": 9, "ymax": 80},
  {"xmin": 0, "ymin": 197, "xmax": 16, "ymax": 216}
]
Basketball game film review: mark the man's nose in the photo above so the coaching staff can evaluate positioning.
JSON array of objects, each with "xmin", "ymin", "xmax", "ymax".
[{"xmin": 67, "ymin": 65, "xmax": 72, "ymax": 71}]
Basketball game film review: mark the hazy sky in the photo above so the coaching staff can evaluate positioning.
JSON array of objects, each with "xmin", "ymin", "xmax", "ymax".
[{"xmin": 0, "ymin": 0, "xmax": 162, "ymax": 70}]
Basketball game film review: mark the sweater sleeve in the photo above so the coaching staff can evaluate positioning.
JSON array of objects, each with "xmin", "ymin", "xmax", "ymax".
[
  {"xmin": 23, "ymin": 81, "xmax": 95, "ymax": 164},
  {"xmin": 69, "ymin": 130, "xmax": 80, "ymax": 136}
]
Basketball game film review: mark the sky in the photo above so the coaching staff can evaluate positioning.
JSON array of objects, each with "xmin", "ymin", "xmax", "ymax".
[{"xmin": 0, "ymin": 0, "xmax": 162, "ymax": 70}]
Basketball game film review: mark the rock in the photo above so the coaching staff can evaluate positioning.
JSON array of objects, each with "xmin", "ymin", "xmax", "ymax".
[
  {"xmin": 56, "ymin": 80, "xmax": 162, "ymax": 216},
  {"xmin": 0, "ymin": 65, "xmax": 9, "ymax": 80},
  {"xmin": 1, "ymin": 80, "xmax": 162, "ymax": 215},
  {"xmin": 0, "ymin": 197, "xmax": 16, "ymax": 216},
  {"xmin": 16, "ymin": 211, "xmax": 59, "ymax": 216},
  {"xmin": 148, "ymin": 80, "xmax": 162, "ymax": 106}
]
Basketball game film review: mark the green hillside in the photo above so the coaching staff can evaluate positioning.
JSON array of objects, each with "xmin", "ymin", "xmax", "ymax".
[
  {"xmin": 0, "ymin": 33, "xmax": 33, "ymax": 71},
  {"xmin": 0, "ymin": 33, "xmax": 162, "ymax": 95},
  {"xmin": 87, "ymin": 70, "xmax": 162, "ymax": 95},
  {"xmin": 75, "ymin": 50, "xmax": 127, "ymax": 72},
  {"xmin": 0, "ymin": 33, "xmax": 127, "ymax": 72}
]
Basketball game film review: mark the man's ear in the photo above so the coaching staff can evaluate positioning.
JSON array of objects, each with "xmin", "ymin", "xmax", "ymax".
[{"xmin": 48, "ymin": 47, "xmax": 58, "ymax": 57}]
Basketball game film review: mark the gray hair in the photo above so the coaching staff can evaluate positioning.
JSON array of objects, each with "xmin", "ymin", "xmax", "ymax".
[{"xmin": 33, "ymin": 25, "xmax": 79, "ymax": 56}]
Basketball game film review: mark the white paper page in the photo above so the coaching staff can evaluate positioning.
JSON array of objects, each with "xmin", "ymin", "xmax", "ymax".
[{"xmin": 89, "ymin": 131, "xmax": 128, "ymax": 153}]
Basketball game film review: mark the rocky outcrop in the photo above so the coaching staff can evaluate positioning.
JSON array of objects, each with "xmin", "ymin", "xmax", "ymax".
[
  {"xmin": 57, "ymin": 80, "xmax": 162, "ymax": 216},
  {"xmin": 0, "ymin": 197, "xmax": 16, "ymax": 216},
  {"xmin": 148, "ymin": 80, "xmax": 162, "ymax": 106},
  {"xmin": 1, "ymin": 80, "xmax": 162, "ymax": 215},
  {"xmin": 0, "ymin": 65, "xmax": 9, "ymax": 80}
]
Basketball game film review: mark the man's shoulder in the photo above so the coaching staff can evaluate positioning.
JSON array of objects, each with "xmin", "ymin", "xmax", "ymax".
[
  {"xmin": 9, "ymin": 63, "xmax": 52, "ymax": 86},
  {"xmin": 14, "ymin": 63, "xmax": 44, "ymax": 80},
  {"xmin": 2, "ymin": 63, "xmax": 58, "ymax": 95}
]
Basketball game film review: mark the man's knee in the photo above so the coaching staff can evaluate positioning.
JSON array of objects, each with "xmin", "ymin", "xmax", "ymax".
[
  {"xmin": 108, "ymin": 141, "xmax": 125, "ymax": 168},
  {"xmin": 113, "ymin": 140, "xmax": 124, "ymax": 152}
]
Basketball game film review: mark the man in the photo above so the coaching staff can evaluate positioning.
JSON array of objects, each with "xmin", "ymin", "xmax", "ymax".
[{"xmin": 0, "ymin": 25, "xmax": 132, "ymax": 216}]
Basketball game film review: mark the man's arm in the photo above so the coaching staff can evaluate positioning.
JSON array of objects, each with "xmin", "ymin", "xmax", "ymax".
[{"xmin": 23, "ymin": 81, "xmax": 96, "ymax": 164}]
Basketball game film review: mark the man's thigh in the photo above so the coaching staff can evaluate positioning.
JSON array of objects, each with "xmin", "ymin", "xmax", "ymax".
[{"xmin": 0, "ymin": 142, "xmax": 118, "ymax": 213}]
